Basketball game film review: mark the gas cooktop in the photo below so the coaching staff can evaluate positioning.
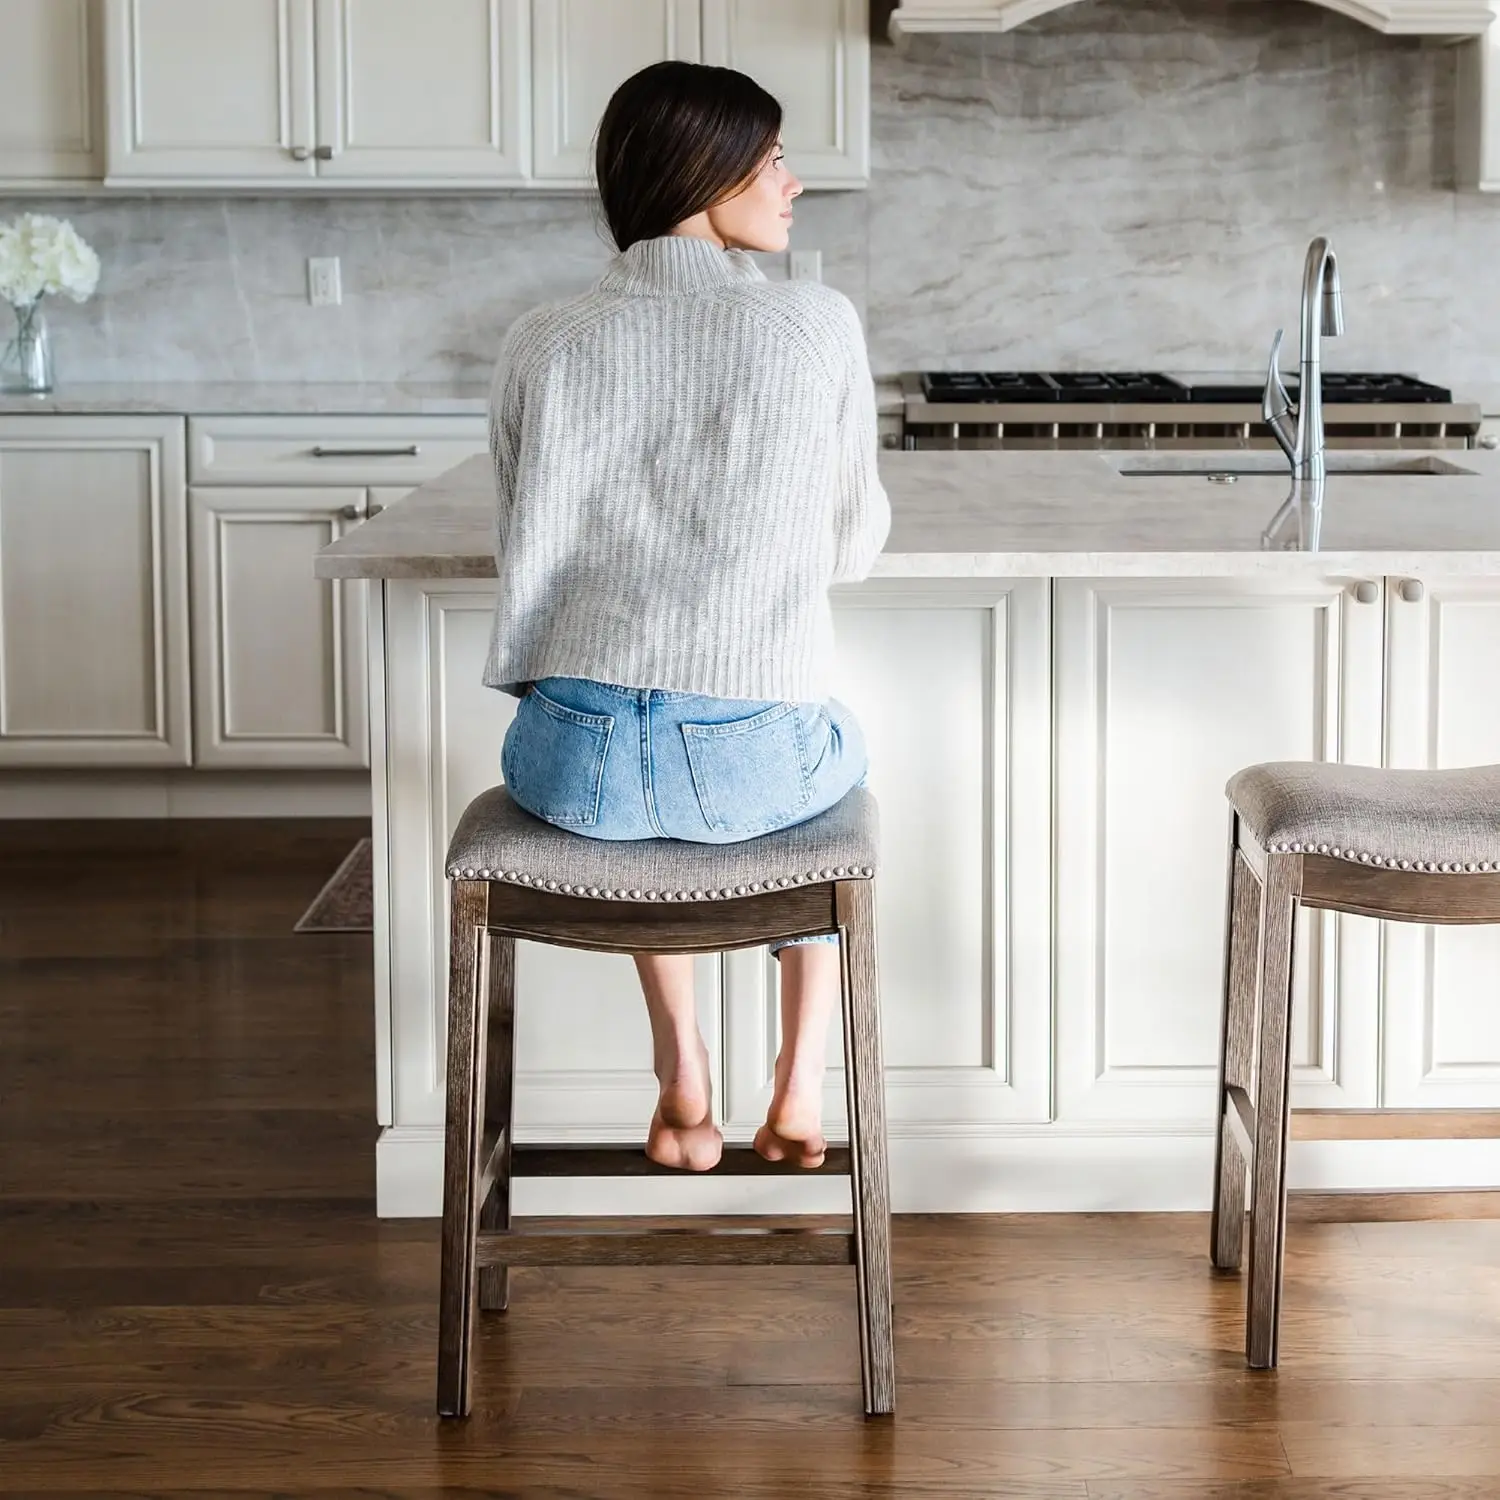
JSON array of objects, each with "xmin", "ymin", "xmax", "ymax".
[{"xmin": 918, "ymin": 371, "xmax": 1456, "ymax": 404}]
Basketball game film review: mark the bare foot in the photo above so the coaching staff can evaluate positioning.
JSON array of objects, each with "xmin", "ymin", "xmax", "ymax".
[
  {"xmin": 645, "ymin": 1036, "xmax": 722, "ymax": 1171},
  {"xmin": 754, "ymin": 1061, "xmax": 826, "ymax": 1169}
]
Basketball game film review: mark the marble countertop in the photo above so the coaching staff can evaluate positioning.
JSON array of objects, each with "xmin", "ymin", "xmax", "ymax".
[
  {"xmin": 0, "ymin": 376, "xmax": 909, "ymax": 419},
  {"xmin": 314, "ymin": 448, "xmax": 1500, "ymax": 581},
  {"xmin": 0, "ymin": 380, "xmax": 494, "ymax": 416}
]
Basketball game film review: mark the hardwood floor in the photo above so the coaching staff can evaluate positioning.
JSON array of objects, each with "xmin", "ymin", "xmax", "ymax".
[{"xmin": 5, "ymin": 820, "xmax": 1500, "ymax": 1498}]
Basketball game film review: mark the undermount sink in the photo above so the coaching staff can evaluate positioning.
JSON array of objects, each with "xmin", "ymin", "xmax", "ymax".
[{"xmin": 1112, "ymin": 454, "xmax": 1478, "ymax": 479}]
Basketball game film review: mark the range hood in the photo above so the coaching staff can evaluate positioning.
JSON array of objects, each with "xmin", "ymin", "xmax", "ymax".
[
  {"xmin": 888, "ymin": 0, "xmax": 1494, "ymax": 35},
  {"xmin": 889, "ymin": 0, "xmax": 1500, "ymax": 192}
]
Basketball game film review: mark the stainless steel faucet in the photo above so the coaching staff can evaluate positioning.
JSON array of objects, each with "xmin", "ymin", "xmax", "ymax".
[
  {"xmin": 1262, "ymin": 235, "xmax": 1345, "ymax": 483},
  {"xmin": 1259, "ymin": 236, "xmax": 1344, "ymax": 550}
]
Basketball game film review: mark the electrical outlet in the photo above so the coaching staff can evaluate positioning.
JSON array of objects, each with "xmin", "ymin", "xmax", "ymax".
[
  {"xmin": 308, "ymin": 257, "xmax": 342, "ymax": 306},
  {"xmin": 788, "ymin": 249, "xmax": 822, "ymax": 283}
]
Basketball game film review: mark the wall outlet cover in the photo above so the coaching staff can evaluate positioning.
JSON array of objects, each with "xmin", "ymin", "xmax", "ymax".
[
  {"xmin": 789, "ymin": 250, "xmax": 823, "ymax": 283},
  {"xmin": 308, "ymin": 257, "xmax": 342, "ymax": 307}
]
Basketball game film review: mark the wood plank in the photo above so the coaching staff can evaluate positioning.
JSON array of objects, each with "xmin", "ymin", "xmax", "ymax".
[
  {"xmin": 1300, "ymin": 856, "xmax": 1500, "ymax": 923},
  {"xmin": 1292, "ymin": 1110, "xmax": 1500, "ymax": 1141},
  {"xmin": 1290, "ymin": 1190, "xmax": 1500, "ymax": 1223}
]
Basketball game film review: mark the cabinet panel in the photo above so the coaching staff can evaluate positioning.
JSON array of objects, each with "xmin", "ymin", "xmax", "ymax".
[
  {"xmin": 531, "ymin": 0, "xmax": 700, "ymax": 183},
  {"xmin": 0, "ymin": 417, "xmax": 189, "ymax": 766},
  {"xmin": 1054, "ymin": 578, "xmax": 1385, "ymax": 1123},
  {"xmin": 188, "ymin": 486, "xmax": 368, "ymax": 768},
  {"xmin": 104, "ymin": 0, "xmax": 317, "ymax": 181},
  {"xmin": 1383, "ymin": 576, "xmax": 1500, "ymax": 1105},
  {"xmin": 382, "ymin": 582, "xmax": 717, "ymax": 1136},
  {"xmin": 702, "ymin": 0, "xmax": 869, "ymax": 187},
  {"xmin": 314, "ymin": 0, "xmax": 528, "ymax": 182},
  {"xmin": 0, "ymin": 0, "xmax": 100, "ymax": 185},
  {"xmin": 722, "ymin": 581, "xmax": 1052, "ymax": 1131}
]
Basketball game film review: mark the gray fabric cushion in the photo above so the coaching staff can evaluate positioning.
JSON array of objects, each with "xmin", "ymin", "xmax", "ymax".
[
  {"xmin": 446, "ymin": 785, "xmax": 878, "ymax": 900},
  {"xmin": 1227, "ymin": 761, "xmax": 1500, "ymax": 871}
]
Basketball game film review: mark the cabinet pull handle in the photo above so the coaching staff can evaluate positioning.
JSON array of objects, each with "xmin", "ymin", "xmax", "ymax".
[
  {"xmin": 367, "ymin": 503, "xmax": 385, "ymax": 517},
  {"xmin": 1353, "ymin": 581, "xmax": 1379, "ymax": 604},
  {"xmin": 311, "ymin": 445, "xmax": 420, "ymax": 459},
  {"xmin": 339, "ymin": 503, "xmax": 364, "ymax": 520},
  {"xmin": 314, "ymin": 145, "xmax": 336, "ymax": 161},
  {"xmin": 1399, "ymin": 579, "xmax": 1425, "ymax": 604},
  {"xmin": 290, "ymin": 145, "xmax": 312, "ymax": 162}
]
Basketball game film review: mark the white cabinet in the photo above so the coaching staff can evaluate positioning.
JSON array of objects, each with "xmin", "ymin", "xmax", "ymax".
[
  {"xmin": 531, "ymin": 0, "xmax": 699, "ymax": 182},
  {"xmin": 312, "ymin": 0, "xmax": 529, "ymax": 185},
  {"xmin": 188, "ymin": 486, "xmax": 369, "ymax": 769},
  {"xmin": 0, "ymin": 0, "xmax": 101, "ymax": 187},
  {"xmin": 721, "ymin": 581, "xmax": 1052, "ymax": 1133},
  {"xmin": 0, "ymin": 416, "xmax": 190, "ymax": 767},
  {"xmin": 1458, "ymin": 12, "xmax": 1500, "ymax": 192},
  {"xmin": 104, "ymin": 0, "xmax": 318, "ymax": 183},
  {"xmin": 105, "ymin": 0, "xmax": 529, "ymax": 186},
  {"xmin": 101, "ymin": 0, "xmax": 869, "ymax": 189},
  {"xmin": 1382, "ymin": 575, "xmax": 1500, "ymax": 1105},
  {"xmin": 702, "ymin": 0, "xmax": 869, "ymax": 188},
  {"xmin": 1053, "ymin": 577, "xmax": 1387, "ymax": 1125}
]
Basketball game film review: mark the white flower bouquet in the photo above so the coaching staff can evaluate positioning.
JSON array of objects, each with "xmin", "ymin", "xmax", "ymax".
[{"xmin": 0, "ymin": 213, "xmax": 101, "ymax": 394}]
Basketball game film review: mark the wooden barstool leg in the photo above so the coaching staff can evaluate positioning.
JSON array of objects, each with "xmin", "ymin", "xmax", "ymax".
[
  {"xmin": 1245, "ymin": 851, "xmax": 1303, "ymax": 1370},
  {"xmin": 836, "ymin": 878, "xmax": 896, "ymax": 1417},
  {"xmin": 1210, "ymin": 816, "xmax": 1263, "ymax": 1271},
  {"xmin": 436, "ymin": 879, "xmax": 490, "ymax": 1419},
  {"xmin": 478, "ymin": 932, "xmax": 516, "ymax": 1312}
]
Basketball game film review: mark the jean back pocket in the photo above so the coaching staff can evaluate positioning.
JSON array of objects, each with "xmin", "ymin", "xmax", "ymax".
[
  {"xmin": 502, "ymin": 687, "xmax": 614, "ymax": 828},
  {"xmin": 681, "ymin": 701, "xmax": 813, "ymax": 838}
]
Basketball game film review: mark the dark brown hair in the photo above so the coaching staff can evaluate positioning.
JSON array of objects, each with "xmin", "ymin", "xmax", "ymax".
[{"xmin": 594, "ymin": 60, "xmax": 782, "ymax": 252}]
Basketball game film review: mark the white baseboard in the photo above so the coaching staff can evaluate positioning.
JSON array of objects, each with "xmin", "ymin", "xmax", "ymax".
[
  {"xmin": 373, "ymin": 1124, "xmax": 1500, "ymax": 1219},
  {"xmin": 0, "ymin": 770, "xmax": 371, "ymax": 818}
]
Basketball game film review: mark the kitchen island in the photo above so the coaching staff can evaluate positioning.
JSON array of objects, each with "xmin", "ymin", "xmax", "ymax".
[{"xmin": 317, "ymin": 450, "xmax": 1500, "ymax": 1217}]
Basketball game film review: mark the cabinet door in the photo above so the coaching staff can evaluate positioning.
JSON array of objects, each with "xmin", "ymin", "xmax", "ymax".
[
  {"xmin": 531, "ymin": 0, "xmax": 700, "ymax": 184},
  {"xmin": 188, "ymin": 486, "xmax": 368, "ymax": 769},
  {"xmin": 1383, "ymin": 575, "xmax": 1500, "ymax": 1105},
  {"xmin": 0, "ymin": 0, "xmax": 101, "ymax": 186},
  {"xmin": 312, "ymin": 0, "xmax": 528, "ymax": 184},
  {"xmin": 104, "ymin": 0, "xmax": 317, "ymax": 182},
  {"xmin": 721, "ymin": 581, "xmax": 1052, "ymax": 1135},
  {"xmin": 382, "ymin": 581, "xmax": 719, "ymax": 1138},
  {"xmin": 0, "ymin": 417, "xmax": 190, "ymax": 767},
  {"xmin": 701, "ymin": 0, "xmax": 869, "ymax": 188},
  {"xmin": 1053, "ymin": 577, "xmax": 1385, "ymax": 1125}
]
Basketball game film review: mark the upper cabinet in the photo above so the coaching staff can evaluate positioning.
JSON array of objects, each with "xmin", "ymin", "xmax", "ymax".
[
  {"xmin": 70, "ymin": 0, "xmax": 869, "ymax": 191},
  {"xmin": 0, "ymin": 0, "xmax": 102, "ymax": 189},
  {"xmin": 702, "ymin": 0, "xmax": 870, "ymax": 189},
  {"xmin": 531, "ymin": 0, "xmax": 699, "ymax": 182},
  {"xmin": 104, "ymin": 0, "xmax": 529, "ymax": 186}
]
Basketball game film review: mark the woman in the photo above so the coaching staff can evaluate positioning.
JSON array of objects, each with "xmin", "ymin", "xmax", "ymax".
[{"xmin": 484, "ymin": 59, "xmax": 890, "ymax": 1175}]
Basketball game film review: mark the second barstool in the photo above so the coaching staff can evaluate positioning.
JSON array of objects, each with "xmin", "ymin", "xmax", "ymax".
[
  {"xmin": 1211, "ymin": 761, "xmax": 1500, "ymax": 1368},
  {"xmin": 435, "ymin": 784, "xmax": 895, "ymax": 1419}
]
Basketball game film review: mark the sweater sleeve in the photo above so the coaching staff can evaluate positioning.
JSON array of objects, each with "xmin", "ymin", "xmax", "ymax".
[
  {"xmin": 487, "ymin": 319, "xmax": 527, "ymax": 560},
  {"xmin": 827, "ymin": 295, "xmax": 891, "ymax": 584}
]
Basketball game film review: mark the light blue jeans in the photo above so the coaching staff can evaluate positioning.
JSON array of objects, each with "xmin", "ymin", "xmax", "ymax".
[{"xmin": 500, "ymin": 677, "xmax": 869, "ymax": 952}]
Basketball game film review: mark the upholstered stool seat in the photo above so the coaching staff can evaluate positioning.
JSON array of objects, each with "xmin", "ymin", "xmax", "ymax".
[
  {"xmin": 1211, "ymin": 760, "xmax": 1500, "ymax": 1371},
  {"xmin": 446, "ymin": 784, "xmax": 880, "ymax": 897},
  {"xmin": 435, "ymin": 784, "xmax": 895, "ymax": 1422},
  {"xmin": 1227, "ymin": 761, "xmax": 1500, "ymax": 872}
]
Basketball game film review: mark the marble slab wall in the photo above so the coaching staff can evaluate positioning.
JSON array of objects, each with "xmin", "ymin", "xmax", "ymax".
[{"xmin": 4, "ymin": 0, "xmax": 1496, "ymax": 389}]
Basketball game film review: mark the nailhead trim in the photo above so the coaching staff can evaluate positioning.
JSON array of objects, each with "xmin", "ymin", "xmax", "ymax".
[
  {"xmin": 445, "ymin": 862, "xmax": 877, "ymax": 895},
  {"xmin": 1268, "ymin": 840, "xmax": 1499, "ymax": 872}
]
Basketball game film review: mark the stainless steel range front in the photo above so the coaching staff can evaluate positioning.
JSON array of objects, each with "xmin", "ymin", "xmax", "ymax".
[{"xmin": 900, "ymin": 371, "xmax": 1484, "ymax": 451}]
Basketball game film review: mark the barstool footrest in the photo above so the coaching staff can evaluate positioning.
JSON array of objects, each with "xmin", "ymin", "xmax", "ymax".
[
  {"xmin": 511, "ymin": 1143, "xmax": 852, "ymax": 1177},
  {"xmin": 475, "ymin": 1223, "xmax": 857, "ymax": 1267}
]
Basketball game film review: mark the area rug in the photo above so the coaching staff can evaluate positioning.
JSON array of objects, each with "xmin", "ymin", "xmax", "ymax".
[{"xmin": 294, "ymin": 838, "xmax": 374, "ymax": 933}]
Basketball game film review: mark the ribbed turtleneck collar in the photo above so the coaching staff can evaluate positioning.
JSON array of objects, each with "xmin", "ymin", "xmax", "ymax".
[{"xmin": 597, "ymin": 233, "xmax": 767, "ymax": 296}]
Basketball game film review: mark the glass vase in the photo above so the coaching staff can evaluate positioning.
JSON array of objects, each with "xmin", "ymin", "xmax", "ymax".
[{"xmin": 1, "ymin": 299, "xmax": 54, "ymax": 395}]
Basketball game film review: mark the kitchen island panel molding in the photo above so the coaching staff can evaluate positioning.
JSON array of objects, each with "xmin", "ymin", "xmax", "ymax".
[
  {"xmin": 1054, "ymin": 577, "xmax": 1386, "ymax": 1125},
  {"xmin": 1383, "ymin": 576, "xmax": 1500, "ymax": 1107},
  {"xmin": 720, "ymin": 581, "xmax": 1053, "ymax": 1134}
]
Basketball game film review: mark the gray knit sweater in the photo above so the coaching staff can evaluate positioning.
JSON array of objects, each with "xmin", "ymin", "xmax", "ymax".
[{"xmin": 481, "ymin": 232, "xmax": 890, "ymax": 701}]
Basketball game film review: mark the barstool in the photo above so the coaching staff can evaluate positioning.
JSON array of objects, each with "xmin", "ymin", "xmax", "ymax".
[
  {"xmin": 435, "ymin": 784, "xmax": 895, "ymax": 1419},
  {"xmin": 1210, "ymin": 761, "xmax": 1500, "ymax": 1368}
]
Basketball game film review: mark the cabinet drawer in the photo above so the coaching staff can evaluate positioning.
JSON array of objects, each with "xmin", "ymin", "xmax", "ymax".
[{"xmin": 188, "ymin": 416, "xmax": 488, "ymax": 486}]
